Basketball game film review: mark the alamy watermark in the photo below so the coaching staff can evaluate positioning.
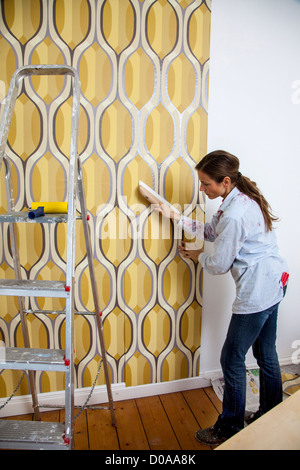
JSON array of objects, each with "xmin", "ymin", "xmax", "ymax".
[
  {"xmin": 291, "ymin": 339, "xmax": 300, "ymax": 365},
  {"xmin": 291, "ymin": 80, "xmax": 300, "ymax": 104}
]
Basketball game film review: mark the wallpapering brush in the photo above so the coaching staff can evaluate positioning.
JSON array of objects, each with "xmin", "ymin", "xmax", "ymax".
[
  {"xmin": 138, "ymin": 180, "xmax": 186, "ymax": 246},
  {"xmin": 138, "ymin": 181, "xmax": 181, "ymax": 215},
  {"xmin": 138, "ymin": 181, "xmax": 205, "ymax": 250}
]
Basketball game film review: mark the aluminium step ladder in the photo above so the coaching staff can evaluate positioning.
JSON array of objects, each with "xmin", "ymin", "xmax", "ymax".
[{"xmin": 0, "ymin": 65, "xmax": 116, "ymax": 450}]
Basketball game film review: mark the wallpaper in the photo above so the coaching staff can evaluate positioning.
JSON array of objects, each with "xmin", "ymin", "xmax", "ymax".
[{"xmin": 0, "ymin": 0, "xmax": 210, "ymax": 398}]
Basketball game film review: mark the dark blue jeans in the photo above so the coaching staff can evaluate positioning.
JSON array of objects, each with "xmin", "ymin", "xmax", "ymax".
[{"xmin": 220, "ymin": 299, "xmax": 283, "ymax": 431}]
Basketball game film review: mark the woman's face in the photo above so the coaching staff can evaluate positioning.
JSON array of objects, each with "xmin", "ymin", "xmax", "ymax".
[{"xmin": 198, "ymin": 170, "xmax": 233, "ymax": 199}]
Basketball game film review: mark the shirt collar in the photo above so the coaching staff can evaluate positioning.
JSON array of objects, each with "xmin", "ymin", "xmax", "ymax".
[{"xmin": 219, "ymin": 186, "xmax": 240, "ymax": 212}]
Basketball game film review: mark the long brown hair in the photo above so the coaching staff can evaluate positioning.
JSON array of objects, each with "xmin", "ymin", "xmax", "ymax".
[{"xmin": 195, "ymin": 150, "xmax": 278, "ymax": 231}]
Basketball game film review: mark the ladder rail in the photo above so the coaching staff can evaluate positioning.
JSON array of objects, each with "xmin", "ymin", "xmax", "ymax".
[
  {"xmin": 63, "ymin": 66, "xmax": 80, "ymax": 444},
  {"xmin": 3, "ymin": 156, "xmax": 40, "ymax": 420},
  {"xmin": 65, "ymin": 66, "xmax": 80, "ymax": 289},
  {"xmin": 77, "ymin": 158, "xmax": 116, "ymax": 426},
  {"xmin": 0, "ymin": 77, "xmax": 20, "ymax": 170}
]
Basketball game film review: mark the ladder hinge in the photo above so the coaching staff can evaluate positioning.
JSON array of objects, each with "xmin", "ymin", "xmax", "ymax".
[
  {"xmin": 63, "ymin": 435, "xmax": 70, "ymax": 445},
  {"xmin": 63, "ymin": 356, "xmax": 70, "ymax": 366},
  {"xmin": 64, "ymin": 285, "xmax": 70, "ymax": 292}
]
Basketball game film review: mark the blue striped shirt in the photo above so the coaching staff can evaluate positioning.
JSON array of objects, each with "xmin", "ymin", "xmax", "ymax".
[{"xmin": 179, "ymin": 187, "xmax": 288, "ymax": 314}]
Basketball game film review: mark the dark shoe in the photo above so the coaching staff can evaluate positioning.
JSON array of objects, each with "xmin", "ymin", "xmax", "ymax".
[
  {"xmin": 244, "ymin": 409, "xmax": 263, "ymax": 425},
  {"xmin": 195, "ymin": 426, "xmax": 227, "ymax": 445},
  {"xmin": 195, "ymin": 416, "xmax": 239, "ymax": 446}
]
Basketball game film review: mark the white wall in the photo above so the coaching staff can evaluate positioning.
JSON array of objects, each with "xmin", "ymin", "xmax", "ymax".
[{"xmin": 200, "ymin": 0, "xmax": 300, "ymax": 375}]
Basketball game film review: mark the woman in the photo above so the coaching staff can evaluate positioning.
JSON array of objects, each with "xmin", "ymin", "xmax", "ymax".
[{"xmin": 156, "ymin": 150, "xmax": 289, "ymax": 445}]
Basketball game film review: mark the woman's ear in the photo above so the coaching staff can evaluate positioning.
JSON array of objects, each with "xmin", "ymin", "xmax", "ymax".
[{"xmin": 222, "ymin": 176, "xmax": 231, "ymax": 187}]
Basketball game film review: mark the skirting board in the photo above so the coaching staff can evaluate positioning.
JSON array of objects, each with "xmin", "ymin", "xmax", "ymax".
[
  {"xmin": 0, "ymin": 376, "xmax": 210, "ymax": 418},
  {"xmin": 1, "ymin": 356, "xmax": 294, "ymax": 418}
]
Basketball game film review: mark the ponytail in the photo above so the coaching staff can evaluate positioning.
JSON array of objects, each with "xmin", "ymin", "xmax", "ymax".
[
  {"xmin": 235, "ymin": 173, "xmax": 278, "ymax": 231},
  {"xmin": 196, "ymin": 150, "xmax": 278, "ymax": 231}
]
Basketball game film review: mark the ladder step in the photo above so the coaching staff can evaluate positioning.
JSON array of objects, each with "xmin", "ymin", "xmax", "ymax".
[
  {"xmin": 0, "ymin": 279, "xmax": 70, "ymax": 297},
  {"xmin": 0, "ymin": 347, "xmax": 67, "ymax": 371},
  {"xmin": 0, "ymin": 420, "xmax": 68, "ymax": 450},
  {"xmin": 0, "ymin": 211, "xmax": 68, "ymax": 223}
]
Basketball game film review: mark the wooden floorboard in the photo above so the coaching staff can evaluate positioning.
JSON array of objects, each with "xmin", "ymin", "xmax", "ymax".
[
  {"xmin": 136, "ymin": 395, "xmax": 181, "ymax": 450},
  {"xmin": 114, "ymin": 399, "xmax": 150, "ymax": 450},
  {"xmin": 87, "ymin": 407, "xmax": 119, "ymax": 450},
  {"xmin": 3, "ymin": 386, "xmax": 222, "ymax": 450},
  {"xmin": 160, "ymin": 392, "xmax": 210, "ymax": 450}
]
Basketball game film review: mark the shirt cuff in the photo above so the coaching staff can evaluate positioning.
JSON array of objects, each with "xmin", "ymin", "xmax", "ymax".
[{"xmin": 177, "ymin": 214, "xmax": 184, "ymax": 226}]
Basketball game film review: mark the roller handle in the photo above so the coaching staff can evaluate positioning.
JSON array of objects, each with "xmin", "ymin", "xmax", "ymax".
[{"xmin": 28, "ymin": 206, "xmax": 45, "ymax": 219}]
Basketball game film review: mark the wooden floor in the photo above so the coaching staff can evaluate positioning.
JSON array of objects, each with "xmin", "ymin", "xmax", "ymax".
[{"xmin": 5, "ymin": 387, "xmax": 222, "ymax": 450}]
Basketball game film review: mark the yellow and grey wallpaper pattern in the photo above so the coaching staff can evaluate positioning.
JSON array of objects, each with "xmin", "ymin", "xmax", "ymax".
[{"xmin": 0, "ymin": 0, "xmax": 210, "ymax": 397}]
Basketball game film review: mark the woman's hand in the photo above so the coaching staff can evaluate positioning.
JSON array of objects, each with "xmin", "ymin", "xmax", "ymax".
[
  {"xmin": 178, "ymin": 241, "xmax": 204, "ymax": 263},
  {"xmin": 155, "ymin": 203, "xmax": 181, "ymax": 222}
]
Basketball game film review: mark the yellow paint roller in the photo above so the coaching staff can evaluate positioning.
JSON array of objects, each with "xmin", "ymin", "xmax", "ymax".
[{"xmin": 31, "ymin": 202, "xmax": 68, "ymax": 213}]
